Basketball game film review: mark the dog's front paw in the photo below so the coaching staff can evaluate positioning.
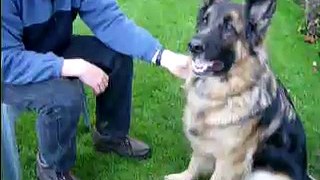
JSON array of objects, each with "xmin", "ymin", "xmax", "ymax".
[{"xmin": 164, "ymin": 172, "xmax": 192, "ymax": 180}]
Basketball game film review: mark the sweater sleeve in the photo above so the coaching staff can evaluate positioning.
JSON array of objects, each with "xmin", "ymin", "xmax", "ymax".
[
  {"xmin": 78, "ymin": 0, "xmax": 162, "ymax": 62},
  {"xmin": 2, "ymin": 0, "xmax": 64, "ymax": 85}
]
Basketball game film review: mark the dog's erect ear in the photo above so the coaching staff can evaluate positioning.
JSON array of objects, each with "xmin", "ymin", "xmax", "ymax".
[{"xmin": 245, "ymin": 0, "xmax": 277, "ymax": 48}]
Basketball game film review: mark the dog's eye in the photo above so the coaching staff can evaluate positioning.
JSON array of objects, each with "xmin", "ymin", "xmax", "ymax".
[
  {"xmin": 223, "ymin": 16, "xmax": 234, "ymax": 32},
  {"xmin": 222, "ymin": 18, "xmax": 235, "ymax": 39},
  {"xmin": 221, "ymin": 17, "xmax": 236, "ymax": 41}
]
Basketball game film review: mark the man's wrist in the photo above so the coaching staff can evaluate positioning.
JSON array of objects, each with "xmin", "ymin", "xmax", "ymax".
[
  {"xmin": 61, "ymin": 59, "xmax": 86, "ymax": 77},
  {"xmin": 151, "ymin": 48, "xmax": 165, "ymax": 66}
]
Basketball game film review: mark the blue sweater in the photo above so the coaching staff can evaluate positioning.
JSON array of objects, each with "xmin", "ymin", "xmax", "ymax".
[{"xmin": 2, "ymin": 0, "xmax": 162, "ymax": 85}]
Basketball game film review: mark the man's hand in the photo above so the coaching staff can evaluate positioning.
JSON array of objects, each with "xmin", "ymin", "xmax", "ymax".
[
  {"xmin": 61, "ymin": 59, "xmax": 109, "ymax": 95},
  {"xmin": 159, "ymin": 50, "xmax": 191, "ymax": 79}
]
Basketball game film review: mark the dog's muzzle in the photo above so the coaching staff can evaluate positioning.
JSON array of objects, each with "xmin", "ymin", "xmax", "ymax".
[{"xmin": 192, "ymin": 58, "xmax": 225, "ymax": 75}]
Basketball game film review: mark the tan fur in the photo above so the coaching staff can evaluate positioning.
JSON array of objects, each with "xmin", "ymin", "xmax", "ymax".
[
  {"xmin": 164, "ymin": 37, "xmax": 284, "ymax": 180},
  {"xmin": 230, "ymin": 11, "xmax": 245, "ymax": 33}
]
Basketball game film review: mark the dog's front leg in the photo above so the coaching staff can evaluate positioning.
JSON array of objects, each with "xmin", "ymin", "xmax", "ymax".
[
  {"xmin": 165, "ymin": 152, "xmax": 215, "ymax": 180},
  {"xmin": 210, "ymin": 156, "xmax": 252, "ymax": 180}
]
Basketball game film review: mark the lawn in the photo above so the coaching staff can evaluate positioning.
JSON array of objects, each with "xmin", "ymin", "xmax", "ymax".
[{"xmin": 16, "ymin": 0, "xmax": 319, "ymax": 179}]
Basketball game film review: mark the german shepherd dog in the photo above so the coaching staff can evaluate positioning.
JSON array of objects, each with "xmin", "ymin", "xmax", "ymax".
[{"xmin": 165, "ymin": 0, "xmax": 311, "ymax": 179}]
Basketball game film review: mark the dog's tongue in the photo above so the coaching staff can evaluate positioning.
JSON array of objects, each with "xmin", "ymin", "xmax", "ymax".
[{"xmin": 211, "ymin": 60, "xmax": 224, "ymax": 72}]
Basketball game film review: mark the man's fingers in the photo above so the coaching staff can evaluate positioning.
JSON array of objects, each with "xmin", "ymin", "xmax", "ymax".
[
  {"xmin": 93, "ymin": 86, "xmax": 100, "ymax": 95},
  {"xmin": 94, "ymin": 81, "xmax": 104, "ymax": 95},
  {"xmin": 99, "ymin": 80, "xmax": 107, "ymax": 93},
  {"xmin": 98, "ymin": 75, "xmax": 109, "ymax": 94},
  {"xmin": 102, "ymin": 75, "xmax": 109, "ymax": 88}
]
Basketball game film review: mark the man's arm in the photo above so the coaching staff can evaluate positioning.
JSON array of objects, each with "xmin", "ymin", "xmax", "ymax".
[
  {"xmin": 78, "ymin": 0, "xmax": 162, "ymax": 62},
  {"xmin": 78, "ymin": 0, "xmax": 191, "ymax": 79},
  {"xmin": 2, "ymin": 0, "xmax": 64, "ymax": 85}
]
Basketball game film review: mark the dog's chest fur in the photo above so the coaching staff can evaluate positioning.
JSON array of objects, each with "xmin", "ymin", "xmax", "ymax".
[{"xmin": 183, "ymin": 73, "xmax": 276, "ymax": 157}]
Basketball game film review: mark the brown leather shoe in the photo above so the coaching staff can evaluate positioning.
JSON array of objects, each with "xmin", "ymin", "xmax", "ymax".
[{"xmin": 93, "ymin": 129, "xmax": 151, "ymax": 160}]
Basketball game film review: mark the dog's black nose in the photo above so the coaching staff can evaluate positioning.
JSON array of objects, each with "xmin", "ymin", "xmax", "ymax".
[{"xmin": 188, "ymin": 38, "xmax": 205, "ymax": 54}]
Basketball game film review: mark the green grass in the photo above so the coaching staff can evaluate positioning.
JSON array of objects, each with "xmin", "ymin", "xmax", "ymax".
[{"xmin": 16, "ymin": 0, "xmax": 319, "ymax": 179}]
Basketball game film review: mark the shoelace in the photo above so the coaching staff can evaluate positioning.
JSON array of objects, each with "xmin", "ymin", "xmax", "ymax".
[{"xmin": 120, "ymin": 137, "xmax": 134, "ymax": 155}]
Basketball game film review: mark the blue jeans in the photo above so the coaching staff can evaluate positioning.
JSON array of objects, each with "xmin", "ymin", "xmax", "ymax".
[{"xmin": 2, "ymin": 36, "xmax": 134, "ymax": 172}]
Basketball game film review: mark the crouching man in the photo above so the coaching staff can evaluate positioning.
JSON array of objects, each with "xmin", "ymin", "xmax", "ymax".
[{"xmin": 2, "ymin": 0, "xmax": 189, "ymax": 179}]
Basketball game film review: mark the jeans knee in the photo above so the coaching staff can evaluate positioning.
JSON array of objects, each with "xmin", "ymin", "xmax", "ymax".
[
  {"xmin": 55, "ymin": 92, "xmax": 81, "ymax": 123},
  {"xmin": 40, "ymin": 80, "xmax": 82, "ymax": 126}
]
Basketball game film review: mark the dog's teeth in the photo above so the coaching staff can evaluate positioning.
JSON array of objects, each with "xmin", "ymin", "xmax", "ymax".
[{"xmin": 192, "ymin": 60, "xmax": 213, "ymax": 73}]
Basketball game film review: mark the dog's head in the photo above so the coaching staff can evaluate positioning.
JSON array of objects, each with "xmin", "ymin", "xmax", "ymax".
[{"xmin": 189, "ymin": 0, "xmax": 276, "ymax": 76}]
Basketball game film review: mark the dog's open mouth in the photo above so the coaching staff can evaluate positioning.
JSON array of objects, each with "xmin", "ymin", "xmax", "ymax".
[{"xmin": 192, "ymin": 59, "xmax": 225, "ymax": 75}]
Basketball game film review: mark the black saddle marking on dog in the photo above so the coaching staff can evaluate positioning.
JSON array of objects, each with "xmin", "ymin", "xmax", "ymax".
[{"xmin": 253, "ymin": 86, "xmax": 309, "ymax": 180}]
